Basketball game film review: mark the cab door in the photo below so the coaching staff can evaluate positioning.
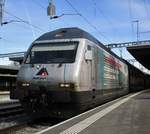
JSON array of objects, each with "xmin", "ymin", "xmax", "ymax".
[
  {"xmin": 85, "ymin": 45, "xmax": 96, "ymax": 98},
  {"xmin": 89, "ymin": 45, "xmax": 96, "ymax": 89}
]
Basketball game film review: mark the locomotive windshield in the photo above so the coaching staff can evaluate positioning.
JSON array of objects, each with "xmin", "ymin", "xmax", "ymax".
[{"xmin": 25, "ymin": 42, "xmax": 78, "ymax": 64}]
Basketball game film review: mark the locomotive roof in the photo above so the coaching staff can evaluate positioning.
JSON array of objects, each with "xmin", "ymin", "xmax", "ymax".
[
  {"xmin": 36, "ymin": 27, "xmax": 101, "ymax": 44},
  {"xmin": 35, "ymin": 27, "xmax": 109, "ymax": 54},
  {"xmin": 35, "ymin": 27, "xmax": 126, "ymax": 64}
]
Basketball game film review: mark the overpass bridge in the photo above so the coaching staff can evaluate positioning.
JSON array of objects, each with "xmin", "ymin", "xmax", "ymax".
[{"xmin": 106, "ymin": 40, "xmax": 150, "ymax": 70}]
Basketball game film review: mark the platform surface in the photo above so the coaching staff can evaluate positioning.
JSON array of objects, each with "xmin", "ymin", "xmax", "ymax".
[
  {"xmin": 37, "ymin": 89, "xmax": 150, "ymax": 134},
  {"xmin": 0, "ymin": 91, "xmax": 18, "ymax": 104}
]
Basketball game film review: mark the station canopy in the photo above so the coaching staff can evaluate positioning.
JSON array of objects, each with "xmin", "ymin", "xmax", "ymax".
[
  {"xmin": 127, "ymin": 45, "xmax": 150, "ymax": 70},
  {"xmin": 0, "ymin": 65, "xmax": 19, "ymax": 75},
  {"xmin": 9, "ymin": 57, "xmax": 24, "ymax": 64}
]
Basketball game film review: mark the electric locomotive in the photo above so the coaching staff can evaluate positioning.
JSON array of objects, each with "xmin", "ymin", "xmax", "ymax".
[{"xmin": 11, "ymin": 27, "xmax": 131, "ymax": 117}]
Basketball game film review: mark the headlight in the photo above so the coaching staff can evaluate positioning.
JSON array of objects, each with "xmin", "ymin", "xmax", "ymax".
[
  {"xmin": 60, "ymin": 83, "xmax": 65, "ymax": 87},
  {"xmin": 59, "ymin": 83, "xmax": 74, "ymax": 88},
  {"xmin": 22, "ymin": 83, "xmax": 30, "ymax": 87}
]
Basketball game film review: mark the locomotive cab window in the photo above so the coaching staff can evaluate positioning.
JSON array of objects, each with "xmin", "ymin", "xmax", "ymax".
[
  {"xmin": 84, "ymin": 45, "xmax": 93, "ymax": 60},
  {"xmin": 25, "ymin": 42, "xmax": 78, "ymax": 64},
  {"xmin": 87, "ymin": 45, "xmax": 91, "ymax": 50}
]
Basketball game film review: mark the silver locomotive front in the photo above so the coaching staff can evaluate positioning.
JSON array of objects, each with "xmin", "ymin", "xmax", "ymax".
[{"xmin": 13, "ymin": 38, "xmax": 87, "ymax": 116}]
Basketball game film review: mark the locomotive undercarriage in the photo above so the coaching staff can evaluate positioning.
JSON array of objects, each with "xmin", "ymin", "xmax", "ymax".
[{"xmin": 19, "ymin": 89, "xmax": 83, "ymax": 118}]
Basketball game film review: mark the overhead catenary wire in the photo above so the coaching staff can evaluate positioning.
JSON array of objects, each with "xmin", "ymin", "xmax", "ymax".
[
  {"xmin": 32, "ymin": 0, "xmax": 80, "ymax": 21},
  {"xmin": 143, "ymin": 0, "xmax": 149, "ymax": 16},
  {"xmin": 128, "ymin": 0, "xmax": 134, "ymax": 40},
  {"xmin": 143, "ymin": 0, "xmax": 150, "ymax": 22},
  {"xmin": 91, "ymin": 0, "xmax": 116, "ymax": 31},
  {"xmin": 31, "ymin": 0, "xmax": 46, "ymax": 10},
  {"xmin": 91, "ymin": 0, "xmax": 110, "ymax": 23},
  {"xmin": 0, "ymin": 36, "xmax": 18, "ymax": 44},
  {"xmin": 0, "ymin": 8, "xmax": 47, "ymax": 48},
  {"xmin": 65, "ymin": 0, "xmax": 112, "ymax": 43},
  {"xmin": 3, "ymin": 20, "xmax": 38, "ymax": 33},
  {"xmin": 32, "ymin": 0, "xmax": 111, "ymax": 42},
  {"xmin": 91, "ymin": 0, "xmax": 97, "ymax": 17},
  {"xmin": 31, "ymin": 0, "xmax": 72, "ymax": 28},
  {"xmin": 136, "ymin": 0, "xmax": 150, "ymax": 34},
  {"xmin": 3, "ymin": 10, "xmax": 46, "ymax": 32},
  {"xmin": 91, "ymin": 0, "xmax": 119, "ymax": 42}
]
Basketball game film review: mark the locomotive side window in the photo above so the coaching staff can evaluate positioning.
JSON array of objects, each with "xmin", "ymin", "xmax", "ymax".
[
  {"xmin": 87, "ymin": 45, "xmax": 91, "ymax": 50},
  {"xmin": 25, "ymin": 42, "xmax": 78, "ymax": 64},
  {"xmin": 85, "ymin": 45, "xmax": 93, "ymax": 61}
]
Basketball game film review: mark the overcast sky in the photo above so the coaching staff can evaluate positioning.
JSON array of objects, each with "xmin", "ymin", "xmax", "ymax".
[{"xmin": 1, "ymin": 0, "xmax": 150, "ymax": 54}]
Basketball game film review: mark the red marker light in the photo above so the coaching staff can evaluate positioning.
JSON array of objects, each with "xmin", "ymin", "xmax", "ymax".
[
  {"xmin": 41, "ymin": 72, "xmax": 48, "ymax": 76},
  {"xmin": 36, "ymin": 68, "xmax": 48, "ymax": 76}
]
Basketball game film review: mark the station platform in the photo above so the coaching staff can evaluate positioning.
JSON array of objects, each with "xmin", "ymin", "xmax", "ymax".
[
  {"xmin": 0, "ymin": 91, "xmax": 18, "ymax": 104},
  {"xmin": 37, "ymin": 89, "xmax": 150, "ymax": 134}
]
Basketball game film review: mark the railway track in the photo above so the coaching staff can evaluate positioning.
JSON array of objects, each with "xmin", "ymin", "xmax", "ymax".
[
  {"xmin": 0, "ymin": 101, "xmax": 23, "ymax": 118},
  {"xmin": 0, "ymin": 100, "xmax": 64, "ymax": 134},
  {"xmin": 0, "ymin": 101, "xmax": 25, "ymax": 133},
  {"xmin": 0, "ymin": 115, "xmax": 63, "ymax": 134},
  {"xmin": 0, "ymin": 123, "xmax": 27, "ymax": 134}
]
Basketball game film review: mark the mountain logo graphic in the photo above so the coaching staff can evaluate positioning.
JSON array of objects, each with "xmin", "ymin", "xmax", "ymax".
[{"xmin": 36, "ymin": 68, "xmax": 48, "ymax": 76}]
